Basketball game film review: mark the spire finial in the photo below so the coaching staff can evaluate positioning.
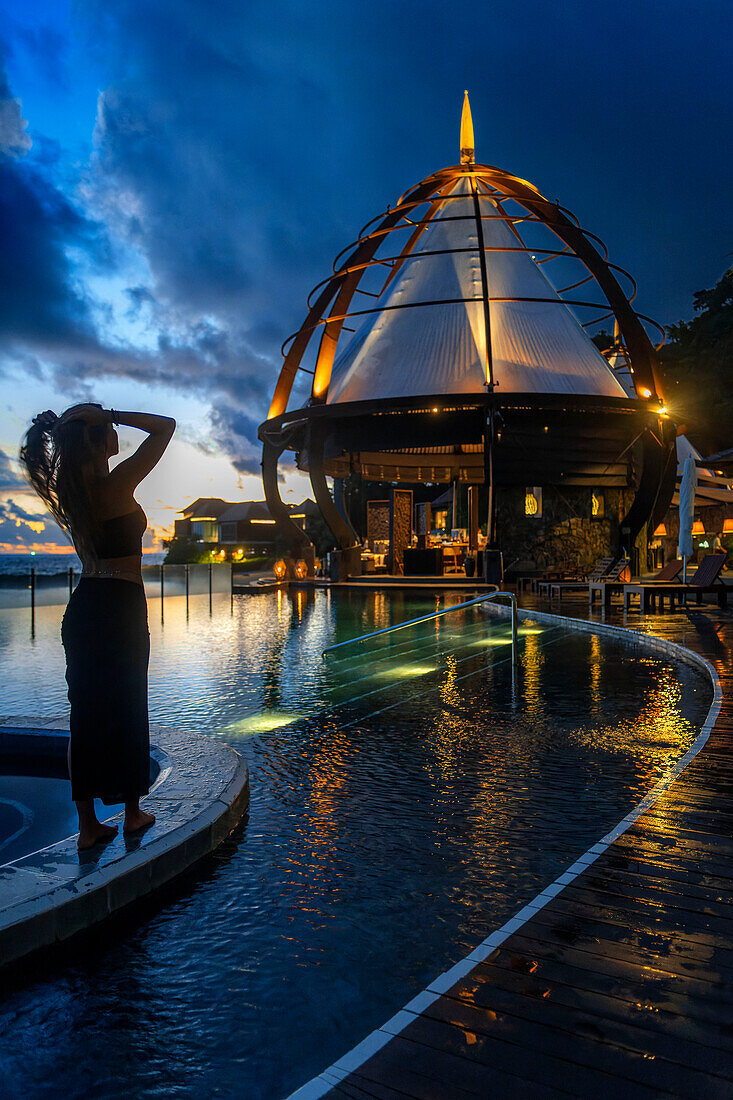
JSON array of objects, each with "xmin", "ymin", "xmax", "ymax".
[{"xmin": 460, "ymin": 90, "xmax": 475, "ymax": 165}]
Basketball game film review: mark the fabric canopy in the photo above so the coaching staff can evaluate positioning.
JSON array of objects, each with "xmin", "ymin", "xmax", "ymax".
[{"xmin": 327, "ymin": 178, "xmax": 627, "ymax": 405}]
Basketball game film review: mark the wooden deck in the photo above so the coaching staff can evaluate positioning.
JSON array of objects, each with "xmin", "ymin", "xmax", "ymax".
[{"xmin": 299, "ymin": 594, "xmax": 733, "ymax": 1099}]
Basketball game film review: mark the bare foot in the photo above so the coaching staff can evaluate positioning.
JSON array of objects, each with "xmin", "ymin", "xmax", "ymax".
[
  {"xmin": 77, "ymin": 822, "xmax": 118, "ymax": 851},
  {"xmin": 123, "ymin": 808, "xmax": 155, "ymax": 835}
]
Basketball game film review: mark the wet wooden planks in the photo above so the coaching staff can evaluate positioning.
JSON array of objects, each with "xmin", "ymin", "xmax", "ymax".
[{"xmin": 321, "ymin": 600, "xmax": 733, "ymax": 1098}]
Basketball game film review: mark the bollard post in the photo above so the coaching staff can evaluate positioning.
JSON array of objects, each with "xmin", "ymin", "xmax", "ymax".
[
  {"xmin": 511, "ymin": 596, "xmax": 518, "ymax": 665},
  {"xmin": 160, "ymin": 562, "xmax": 165, "ymax": 601},
  {"xmin": 208, "ymin": 562, "xmax": 213, "ymax": 614},
  {"xmin": 185, "ymin": 563, "xmax": 190, "ymax": 616}
]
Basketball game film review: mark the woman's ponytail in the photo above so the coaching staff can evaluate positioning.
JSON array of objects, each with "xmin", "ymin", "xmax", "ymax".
[{"xmin": 19, "ymin": 410, "xmax": 105, "ymax": 560}]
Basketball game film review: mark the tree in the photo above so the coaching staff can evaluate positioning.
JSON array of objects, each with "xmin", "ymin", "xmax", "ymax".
[{"xmin": 660, "ymin": 267, "xmax": 733, "ymax": 452}]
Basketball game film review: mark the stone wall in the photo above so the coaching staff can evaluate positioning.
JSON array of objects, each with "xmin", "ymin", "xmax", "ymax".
[
  {"xmin": 390, "ymin": 489, "xmax": 413, "ymax": 575},
  {"xmin": 366, "ymin": 500, "xmax": 390, "ymax": 544},
  {"xmin": 495, "ymin": 486, "xmax": 636, "ymax": 573}
]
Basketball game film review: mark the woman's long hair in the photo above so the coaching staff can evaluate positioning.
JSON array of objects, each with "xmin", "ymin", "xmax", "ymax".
[{"xmin": 20, "ymin": 411, "xmax": 109, "ymax": 561}]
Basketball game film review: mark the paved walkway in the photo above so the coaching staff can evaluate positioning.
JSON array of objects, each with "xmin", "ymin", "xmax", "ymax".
[{"xmin": 303, "ymin": 595, "xmax": 733, "ymax": 1099}]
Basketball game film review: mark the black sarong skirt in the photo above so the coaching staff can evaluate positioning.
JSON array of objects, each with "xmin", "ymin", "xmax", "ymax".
[{"xmin": 61, "ymin": 578, "xmax": 150, "ymax": 804}]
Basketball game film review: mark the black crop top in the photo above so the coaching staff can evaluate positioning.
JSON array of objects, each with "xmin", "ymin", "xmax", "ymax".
[{"xmin": 91, "ymin": 504, "xmax": 147, "ymax": 559}]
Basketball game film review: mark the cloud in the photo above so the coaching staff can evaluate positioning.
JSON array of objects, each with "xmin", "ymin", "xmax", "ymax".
[
  {"xmin": 0, "ymin": 447, "xmax": 25, "ymax": 491},
  {"xmin": 0, "ymin": 74, "xmax": 31, "ymax": 156},
  {"xmin": 71, "ymin": 1, "xmax": 359, "ymax": 469},
  {"xmin": 0, "ymin": 497, "xmax": 68, "ymax": 547},
  {"xmin": 208, "ymin": 405, "xmax": 263, "ymax": 477},
  {"xmin": 0, "ymin": 33, "xmax": 285, "ymax": 475},
  {"xmin": 7, "ymin": 0, "xmax": 729, "ymax": 487},
  {"xmin": 0, "ymin": 47, "xmax": 106, "ymax": 361}
]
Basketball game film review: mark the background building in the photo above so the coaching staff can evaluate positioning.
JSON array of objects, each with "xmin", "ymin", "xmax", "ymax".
[{"xmin": 170, "ymin": 498, "xmax": 318, "ymax": 562}]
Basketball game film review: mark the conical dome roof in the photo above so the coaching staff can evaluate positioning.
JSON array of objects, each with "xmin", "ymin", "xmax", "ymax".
[{"xmin": 326, "ymin": 177, "xmax": 626, "ymax": 405}]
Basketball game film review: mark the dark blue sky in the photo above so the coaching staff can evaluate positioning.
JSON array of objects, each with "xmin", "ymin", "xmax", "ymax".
[{"xmin": 0, "ymin": 0, "xmax": 731, "ymax": 546}]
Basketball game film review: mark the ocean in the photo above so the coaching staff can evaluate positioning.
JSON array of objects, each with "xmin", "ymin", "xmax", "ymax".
[
  {"xmin": 0, "ymin": 554, "xmax": 165, "ymax": 580},
  {"xmin": 0, "ymin": 552, "xmax": 166, "ymax": 582}
]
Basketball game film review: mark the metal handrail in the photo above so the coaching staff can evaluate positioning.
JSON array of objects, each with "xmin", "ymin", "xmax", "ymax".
[{"xmin": 322, "ymin": 590, "xmax": 518, "ymax": 665}]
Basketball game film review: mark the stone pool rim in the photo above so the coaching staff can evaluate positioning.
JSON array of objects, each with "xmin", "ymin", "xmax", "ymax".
[
  {"xmin": 0, "ymin": 719, "xmax": 250, "ymax": 970},
  {"xmin": 287, "ymin": 603, "xmax": 721, "ymax": 1100}
]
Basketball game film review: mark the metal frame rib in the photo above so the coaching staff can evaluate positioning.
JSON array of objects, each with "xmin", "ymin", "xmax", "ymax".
[{"xmin": 265, "ymin": 162, "xmax": 665, "ymax": 423}]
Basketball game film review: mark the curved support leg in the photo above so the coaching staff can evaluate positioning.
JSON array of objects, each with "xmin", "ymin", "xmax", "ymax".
[
  {"xmin": 261, "ymin": 438, "xmax": 315, "ymax": 566},
  {"xmin": 648, "ymin": 425, "xmax": 678, "ymax": 535},
  {"xmin": 308, "ymin": 423, "xmax": 360, "ymax": 551},
  {"xmin": 620, "ymin": 427, "xmax": 675, "ymax": 557}
]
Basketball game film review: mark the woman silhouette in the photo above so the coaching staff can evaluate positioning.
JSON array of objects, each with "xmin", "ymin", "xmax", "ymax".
[{"xmin": 21, "ymin": 405, "xmax": 175, "ymax": 849}]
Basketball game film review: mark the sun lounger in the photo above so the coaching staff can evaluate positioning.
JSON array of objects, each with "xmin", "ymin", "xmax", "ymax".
[
  {"xmin": 590, "ymin": 558, "xmax": 683, "ymax": 609},
  {"xmin": 546, "ymin": 557, "xmax": 629, "ymax": 600},
  {"xmin": 623, "ymin": 553, "xmax": 727, "ymax": 612},
  {"xmin": 535, "ymin": 557, "xmax": 611, "ymax": 598}
]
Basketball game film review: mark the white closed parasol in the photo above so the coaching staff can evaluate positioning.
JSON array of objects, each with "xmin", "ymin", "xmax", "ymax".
[{"xmin": 678, "ymin": 453, "xmax": 697, "ymax": 582}]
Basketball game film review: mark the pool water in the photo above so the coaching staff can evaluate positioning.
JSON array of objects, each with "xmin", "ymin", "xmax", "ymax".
[
  {"xmin": 0, "ymin": 776, "xmax": 80, "ymax": 864},
  {"xmin": 0, "ymin": 589, "xmax": 711, "ymax": 1099}
]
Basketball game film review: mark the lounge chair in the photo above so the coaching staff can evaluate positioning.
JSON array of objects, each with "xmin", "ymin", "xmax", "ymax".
[
  {"xmin": 590, "ymin": 558, "xmax": 683, "ymax": 609},
  {"xmin": 530, "ymin": 564, "xmax": 586, "ymax": 594},
  {"xmin": 544, "ymin": 556, "xmax": 629, "ymax": 600},
  {"xmin": 623, "ymin": 553, "xmax": 728, "ymax": 612},
  {"xmin": 535, "ymin": 557, "xmax": 611, "ymax": 597}
]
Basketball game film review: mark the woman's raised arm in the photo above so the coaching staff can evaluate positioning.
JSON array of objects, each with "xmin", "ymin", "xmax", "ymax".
[
  {"xmin": 56, "ymin": 404, "xmax": 176, "ymax": 491},
  {"xmin": 109, "ymin": 410, "xmax": 176, "ymax": 490}
]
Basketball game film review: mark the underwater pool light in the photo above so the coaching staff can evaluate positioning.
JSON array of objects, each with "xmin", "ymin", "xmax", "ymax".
[
  {"xmin": 226, "ymin": 711, "xmax": 302, "ymax": 735},
  {"xmin": 376, "ymin": 664, "xmax": 436, "ymax": 679},
  {"xmin": 518, "ymin": 627, "xmax": 544, "ymax": 635},
  {"xmin": 473, "ymin": 637, "xmax": 513, "ymax": 646}
]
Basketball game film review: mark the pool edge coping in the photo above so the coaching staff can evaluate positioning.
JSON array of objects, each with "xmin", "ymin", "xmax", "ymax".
[
  {"xmin": 0, "ymin": 721, "xmax": 250, "ymax": 969},
  {"xmin": 286, "ymin": 605, "xmax": 721, "ymax": 1100}
]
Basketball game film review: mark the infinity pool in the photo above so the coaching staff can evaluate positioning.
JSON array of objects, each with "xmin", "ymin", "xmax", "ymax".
[{"xmin": 0, "ymin": 588, "xmax": 711, "ymax": 1099}]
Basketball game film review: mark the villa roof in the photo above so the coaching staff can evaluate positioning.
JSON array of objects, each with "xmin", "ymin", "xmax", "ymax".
[
  {"xmin": 218, "ymin": 501, "xmax": 273, "ymax": 523},
  {"xmin": 179, "ymin": 497, "xmax": 232, "ymax": 519},
  {"xmin": 217, "ymin": 499, "xmax": 318, "ymax": 523}
]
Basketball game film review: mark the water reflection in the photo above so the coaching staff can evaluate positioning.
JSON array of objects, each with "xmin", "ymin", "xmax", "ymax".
[{"xmin": 0, "ymin": 589, "xmax": 714, "ymax": 1100}]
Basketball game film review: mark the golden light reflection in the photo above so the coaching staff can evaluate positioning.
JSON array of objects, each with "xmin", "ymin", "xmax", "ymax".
[
  {"xmin": 440, "ymin": 652, "xmax": 458, "ymax": 707},
  {"xmin": 430, "ymin": 653, "xmax": 462, "ymax": 782},
  {"xmin": 302, "ymin": 719, "xmax": 349, "ymax": 861},
  {"xmin": 522, "ymin": 632, "xmax": 544, "ymax": 716},
  {"xmin": 589, "ymin": 633, "xmax": 601, "ymax": 713},
  {"xmin": 565, "ymin": 662, "xmax": 696, "ymax": 786}
]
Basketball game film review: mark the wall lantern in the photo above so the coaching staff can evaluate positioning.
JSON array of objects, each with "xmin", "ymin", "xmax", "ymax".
[
  {"xmin": 691, "ymin": 520, "xmax": 705, "ymax": 536},
  {"xmin": 273, "ymin": 560, "xmax": 287, "ymax": 581},
  {"xmin": 591, "ymin": 491, "xmax": 605, "ymax": 518},
  {"xmin": 723, "ymin": 518, "xmax": 733, "ymax": 534},
  {"xmin": 524, "ymin": 487, "xmax": 542, "ymax": 517},
  {"xmin": 653, "ymin": 523, "xmax": 668, "ymax": 537},
  {"xmin": 294, "ymin": 559, "xmax": 309, "ymax": 580}
]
